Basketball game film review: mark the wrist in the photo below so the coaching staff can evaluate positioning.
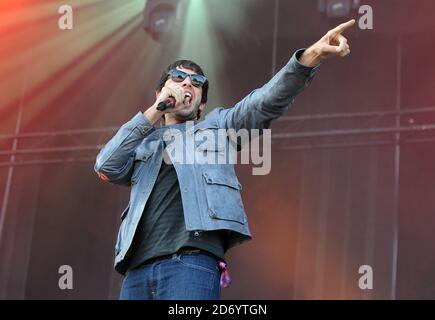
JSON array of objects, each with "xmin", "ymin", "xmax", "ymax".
[
  {"xmin": 299, "ymin": 46, "xmax": 322, "ymax": 67},
  {"xmin": 144, "ymin": 103, "xmax": 164, "ymax": 124}
]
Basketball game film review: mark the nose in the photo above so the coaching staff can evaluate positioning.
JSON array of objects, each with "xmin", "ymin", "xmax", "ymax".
[{"xmin": 181, "ymin": 75, "xmax": 193, "ymax": 87}]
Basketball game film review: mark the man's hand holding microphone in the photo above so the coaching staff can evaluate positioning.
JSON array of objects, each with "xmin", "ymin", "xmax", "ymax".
[{"xmin": 144, "ymin": 83, "xmax": 186, "ymax": 125}]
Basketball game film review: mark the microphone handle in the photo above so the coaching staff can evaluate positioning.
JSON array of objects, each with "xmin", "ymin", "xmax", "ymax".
[
  {"xmin": 157, "ymin": 98, "xmax": 175, "ymax": 111},
  {"xmin": 157, "ymin": 101, "xmax": 168, "ymax": 111}
]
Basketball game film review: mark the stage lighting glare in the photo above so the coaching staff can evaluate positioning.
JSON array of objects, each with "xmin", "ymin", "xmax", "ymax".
[
  {"xmin": 143, "ymin": 0, "xmax": 189, "ymax": 42},
  {"xmin": 318, "ymin": 0, "xmax": 360, "ymax": 18}
]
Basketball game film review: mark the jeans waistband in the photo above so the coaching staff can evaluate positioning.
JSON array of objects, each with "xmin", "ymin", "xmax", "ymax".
[
  {"xmin": 140, "ymin": 247, "xmax": 217, "ymax": 267},
  {"xmin": 135, "ymin": 247, "xmax": 231, "ymax": 289}
]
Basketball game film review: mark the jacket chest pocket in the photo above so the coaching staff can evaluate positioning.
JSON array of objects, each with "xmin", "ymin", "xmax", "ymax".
[
  {"xmin": 193, "ymin": 127, "xmax": 227, "ymax": 164},
  {"xmin": 131, "ymin": 147, "xmax": 152, "ymax": 185},
  {"xmin": 202, "ymin": 169, "xmax": 246, "ymax": 224}
]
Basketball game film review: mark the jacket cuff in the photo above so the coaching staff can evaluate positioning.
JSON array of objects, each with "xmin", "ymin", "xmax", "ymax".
[{"xmin": 290, "ymin": 48, "xmax": 321, "ymax": 79}]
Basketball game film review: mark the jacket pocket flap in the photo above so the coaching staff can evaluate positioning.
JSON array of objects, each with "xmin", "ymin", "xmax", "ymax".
[
  {"xmin": 203, "ymin": 171, "xmax": 242, "ymax": 190},
  {"xmin": 195, "ymin": 139, "xmax": 225, "ymax": 152},
  {"xmin": 134, "ymin": 146, "xmax": 152, "ymax": 161}
]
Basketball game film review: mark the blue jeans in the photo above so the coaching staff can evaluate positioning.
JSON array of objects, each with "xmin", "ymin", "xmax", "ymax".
[{"xmin": 119, "ymin": 251, "xmax": 221, "ymax": 300}]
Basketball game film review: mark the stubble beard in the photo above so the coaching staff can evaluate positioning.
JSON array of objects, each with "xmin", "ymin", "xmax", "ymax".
[{"xmin": 173, "ymin": 103, "xmax": 200, "ymax": 122}]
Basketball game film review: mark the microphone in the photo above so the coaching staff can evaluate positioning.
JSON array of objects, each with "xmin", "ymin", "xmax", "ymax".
[{"xmin": 157, "ymin": 97, "xmax": 175, "ymax": 111}]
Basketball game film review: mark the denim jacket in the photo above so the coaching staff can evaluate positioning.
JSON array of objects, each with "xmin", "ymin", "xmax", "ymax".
[{"xmin": 94, "ymin": 49, "xmax": 319, "ymax": 274}]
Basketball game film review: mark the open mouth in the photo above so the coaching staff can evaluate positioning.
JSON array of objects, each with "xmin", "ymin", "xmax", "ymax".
[{"xmin": 183, "ymin": 92, "xmax": 192, "ymax": 105}]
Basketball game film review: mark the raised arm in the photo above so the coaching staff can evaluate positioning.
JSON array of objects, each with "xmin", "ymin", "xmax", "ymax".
[{"xmin": 219, "ymin": 19, "xmax": 355, "ymax": 132}]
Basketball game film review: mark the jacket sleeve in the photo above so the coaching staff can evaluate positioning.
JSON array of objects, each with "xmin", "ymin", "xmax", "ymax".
[
  {"xmin": 218, "ymin": 49, "xmax": 320, "ymax": 132},
  {"xmin": 94, "ymin": 112, "xmax": 155, "ymax": 186}
]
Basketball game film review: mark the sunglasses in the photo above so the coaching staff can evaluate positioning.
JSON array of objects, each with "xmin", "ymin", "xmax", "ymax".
[{"xmin": 168, "ymin": 69, "xmax": 208, "ymax": 88}]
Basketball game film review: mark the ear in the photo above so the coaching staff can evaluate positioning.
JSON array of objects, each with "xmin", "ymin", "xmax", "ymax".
[{"xmin": 155, "ymin": 91, "xmax": 160, "ymax": 99}]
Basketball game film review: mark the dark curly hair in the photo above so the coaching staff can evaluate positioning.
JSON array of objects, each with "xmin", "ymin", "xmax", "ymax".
[{"xmin": 156, "ymin": 60, "xmax": 209, "ymax": 105}]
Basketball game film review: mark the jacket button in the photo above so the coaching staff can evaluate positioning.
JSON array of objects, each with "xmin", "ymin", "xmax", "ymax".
[{"xmin": 194, "ymin": 231, "xmax": 200, "ymax": 237}]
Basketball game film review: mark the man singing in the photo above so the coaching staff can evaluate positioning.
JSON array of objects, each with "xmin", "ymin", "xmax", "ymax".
[{"xmin": 95, "ymin": 20, "xmax": 355, "ymax": 300}]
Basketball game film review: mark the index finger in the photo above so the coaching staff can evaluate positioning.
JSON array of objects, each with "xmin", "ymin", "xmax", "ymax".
[{"xmin": 330, "ymin": 19, "xmax": 356, "ymax": 35}]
